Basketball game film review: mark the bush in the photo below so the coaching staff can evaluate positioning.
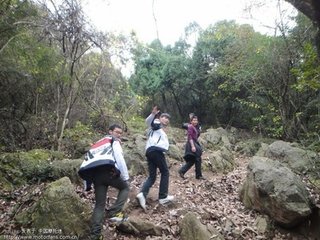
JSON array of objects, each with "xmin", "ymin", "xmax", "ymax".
[{"xmin": 62, "ymin": 121, "xmax": 97, "ymax": 158}]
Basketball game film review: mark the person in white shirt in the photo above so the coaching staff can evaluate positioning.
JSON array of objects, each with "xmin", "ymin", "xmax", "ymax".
[
  {"xmin": 89, "ymin": 124, "xmax": 129, "ymax": 240},
  {"xmin": 136, "ymin": 106, "xmax": 174, "ymax": 210}
]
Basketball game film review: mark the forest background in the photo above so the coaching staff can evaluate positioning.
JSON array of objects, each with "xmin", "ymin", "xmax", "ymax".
[{"xmin": 1, "ymin": 0, "xmax": 320, "ymax": 157}]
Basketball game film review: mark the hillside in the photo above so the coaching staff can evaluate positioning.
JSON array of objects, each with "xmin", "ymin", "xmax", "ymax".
[
  {"xmin": 1, "ymin": 127, "xmax": 319, "ymax": 239},
  {"xmin": 78, "ymin": 154, "xmax": 313, "ymax": 239}
]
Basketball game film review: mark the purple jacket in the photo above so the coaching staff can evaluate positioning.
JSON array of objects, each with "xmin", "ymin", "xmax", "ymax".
[{"xmin": 187, "ymin": 124, "xmax": 200, "ymax": 142}]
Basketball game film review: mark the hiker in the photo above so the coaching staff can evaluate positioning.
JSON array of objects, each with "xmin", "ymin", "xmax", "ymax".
[
  {"xmin": 136, "ymin": 106, "xmax": 174, "ymax": 209},
  {"xmin": 178, "ymin": 115, "xmax": 205, "ymax": 180},
  {"xmin": 182, "ymin": 113, "xmax": 201, "ymax": 134},
  {"xmin": 85, "ymin": 124, "xmax": 130, "ymax": 240}
]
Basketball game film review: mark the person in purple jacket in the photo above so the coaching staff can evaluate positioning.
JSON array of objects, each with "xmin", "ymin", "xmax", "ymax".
[{"xmin": 178, "ymin": 115, "xmax": 205, "ymax": 180}]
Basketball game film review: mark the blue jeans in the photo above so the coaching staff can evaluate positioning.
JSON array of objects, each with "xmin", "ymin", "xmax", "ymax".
[
  {"xmin": 90, "ymin": 167, "xmax": 129, "ymax": 238},
  {"xmin": 141, "ymin": 150, "xmax": 169, "ymax": 199}
]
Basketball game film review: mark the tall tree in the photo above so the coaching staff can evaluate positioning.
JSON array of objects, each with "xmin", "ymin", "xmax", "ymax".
[{"xmin": 38, "ymin": 0, "xmax": 99, "ymax": 150}]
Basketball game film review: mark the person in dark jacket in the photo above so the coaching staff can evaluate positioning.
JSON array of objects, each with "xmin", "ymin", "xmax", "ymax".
[{"xmin": 178, "ymin": 115, "xmax": 205, "ymax": 180}]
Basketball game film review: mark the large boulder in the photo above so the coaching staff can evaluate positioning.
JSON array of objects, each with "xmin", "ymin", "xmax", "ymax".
[
  {"xmin": 50, "ymin": 159, "xmax": 83, "ymax": 183},
  {"xmin": 239, "ymin": 156, "xmax": 312, "ymax": 228},
  {"xmin": 0, "ymin": 150, "xmax": 81, "ymax": 191},
  {"xmin": 264, "ymin": 140, "xmax": 318, "ymax": 173},
  {"xmin": 15, "ymin": 177, "xmax": 91, "ymax": 238},
  {"xmin": 200, "ymin": 127, "xmax": 234, "ymax": 151},
  {"xmin": 179, "ymin": 212, "xmax": 224, "ymax": 240},
  {"xmin": 198, "ymin": 128, "xmax": 236, "ymax": 173},
  {"xmin": 123, "ymin": 134, "xmax": 148, "ymax": 176},
  {"xmin": 205, "ymin": 146, "xmax": 235, "ymax": 173},
  {"xmin": 116, "ymin": 216, "xmax": 163, "ymax": 236},
  {"xmin": 167, "ymin": 144, "xmax": 183, "ymax": 161},
  {"xmin": 236, "ymin": 140, "xmax": 263, "ymax": 157}
]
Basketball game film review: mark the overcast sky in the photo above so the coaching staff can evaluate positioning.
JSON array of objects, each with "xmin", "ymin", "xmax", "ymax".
[{"xmin": 83, "ymin": 0, "xmax": 297, "ymax": 46}]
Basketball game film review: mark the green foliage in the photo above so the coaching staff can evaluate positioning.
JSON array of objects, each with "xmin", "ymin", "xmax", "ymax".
[
  {"xmin": 0, "ymin": 0, "xmax": 38, "ymax": 50},
  {"xmin": 130, "ymin": 40, "xmax": 168, "ymax": 96},
  {"xmin": 127, "ymin": 115, "xmax": 146, "ymax": 134},
  {"xmin": 64, "ymin": 121, "xmax": 94, "ymax": 142},
  {"xmin": 1, "ymin": 0, "xmax": 320, "ymax": 153},
  {"xmin": 291, "ymin": 43, "xmax": 320, "ymax": 91},
  {"xmin": 192, "ymin": 21, "xmax": 268, "ymax": 127},
  {"xmin": 0, "ymin": 0, "xmax": 138, "ymax": 151},
  {"xmin": 129, "ymin": 16, "xmax": 319, "ymax": 143},
  {"xmin": 18, "ymin": 149, "xmax": 54, "ymax": 181},
  {"xmin": 62, "ymin": 121, "xmax": 96, "ymax": 158},
  {"xmin": 0, "ymin": 152, "xmax": 25, "ymax": 190}
]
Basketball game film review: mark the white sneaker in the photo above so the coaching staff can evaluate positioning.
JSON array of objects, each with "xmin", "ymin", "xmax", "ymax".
[
  {"xmin": 136, "ymin": 192, "xmax": 146, "ymax": 210},
  {"xmin": 159, "ymin": 195, "xmax": 174, "ymax": 205}
]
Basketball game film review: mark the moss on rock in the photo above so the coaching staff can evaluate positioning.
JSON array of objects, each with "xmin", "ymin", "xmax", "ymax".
[
  {"xmin": 15, "ymin": 177, "xmax": 91, "ymax": 238},
  {"xmin": 0, "ymin": 150, "xmax": 80, "ymax": 191}
]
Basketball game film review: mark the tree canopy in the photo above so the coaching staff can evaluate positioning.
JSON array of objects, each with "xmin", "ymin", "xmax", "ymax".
[{"xmin": 1, "ymin": 0, "xmax": 320, "ymax": 152}]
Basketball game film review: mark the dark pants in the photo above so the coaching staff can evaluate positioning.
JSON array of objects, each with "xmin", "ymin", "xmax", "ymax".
[
  {"xmin": 90, "ymin": 168, "xmax": 129, "ymax": 239},
  {"xmin": 179, "ymin": 155, "xmax": 202, "ymax": 178},
  {"xmin": 141, "ymin": 150, "xmax": 169, "ymax": 199}
]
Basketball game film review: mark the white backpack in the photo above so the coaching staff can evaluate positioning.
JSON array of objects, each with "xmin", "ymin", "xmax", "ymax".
[{"xmin": 78, "ymin": 135, "xmax": 117, "ymax": 181}]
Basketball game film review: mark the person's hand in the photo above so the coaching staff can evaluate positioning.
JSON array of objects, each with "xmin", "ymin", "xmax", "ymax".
[
  {"xmin": 125, "ymin": 179, "xmax": 131, "ymax": 187},
  {"xmin": 152, "ymin": 105, "xmax": 160, "ymax": 115},
  {"xmin": 191, "ymin": 146, "xmax": 196, "ymax": 152}
]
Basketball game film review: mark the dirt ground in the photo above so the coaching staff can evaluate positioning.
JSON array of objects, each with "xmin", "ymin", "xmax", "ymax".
[
  {"xmin": 82, "ymin": 153, "xmax": 315, "ymax": 240},
  {"xmin": 1, "ymin": 152, "xmax": 316, "ymax": 239}
]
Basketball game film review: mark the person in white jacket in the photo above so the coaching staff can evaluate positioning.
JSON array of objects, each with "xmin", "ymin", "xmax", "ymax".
[
  {"xmin": 136, "ymin": 106, "xmax": 174, "ymax": 210},
  {"xmin": 89, "ymin": 124, "xmax": 129, "ymax": 240}
]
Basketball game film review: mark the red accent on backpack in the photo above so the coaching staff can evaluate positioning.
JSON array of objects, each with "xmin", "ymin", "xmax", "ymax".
[{"xmin": 91, "ymin": 137, "xmax": 113, "ymax": 149}]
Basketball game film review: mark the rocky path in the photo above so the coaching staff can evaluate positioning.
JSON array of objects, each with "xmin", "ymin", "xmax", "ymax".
[
  {"xmin": 87, "ymin": 154, "xmax": 305, "ymax": 240},
  {"xmin": 0, "ymin": 152, "xmax": 312, "ymax": 239},
  {"xmin": 1, "ymin": 128, "xmax": 319, "ymax": 239}
]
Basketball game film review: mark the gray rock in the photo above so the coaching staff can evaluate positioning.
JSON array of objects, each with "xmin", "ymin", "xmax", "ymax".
[
  {"xmin": 265, "ymin": 140, "xmax": 318, "ymax": 173},
  {"xmin": 254, "ymin": 216, "xmax": 269, "ymax": 233},
  {"xmin": 179, "ymin": 212, "xmax": 224, "ymax": 240},
  {"xmin": 117, "ymin": 216, "xmax": 163, "ymax": 236},
  {"xmin": 206, "ymin": 147, "xmax": 235, "ymax": 173},
  {"xmin": 15, "ymin": 177, "xmax": 91, "ymax": 238},
  {"xmin": 239, "ymin": 157, "xmax": 312, "ymax": 228},
  {"xmin": 167, "ymin": 144, "xmax": 183, "ymax": 161},
  {"xmin": 255, "ymin": 143, "xmax": 269, "ymax": 157},
  {"xmin": 123, "ymin": 134, "xmax": 148, "ymax": 176},
  {"xmin": 0, "ymin": 151, "xmax": 83, "ymax": 190}
]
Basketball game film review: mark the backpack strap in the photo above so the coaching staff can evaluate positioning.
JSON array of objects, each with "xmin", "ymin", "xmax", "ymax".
[{"xmin": 148, "ymin": 129, "xmax": 161, "ymax": 144}]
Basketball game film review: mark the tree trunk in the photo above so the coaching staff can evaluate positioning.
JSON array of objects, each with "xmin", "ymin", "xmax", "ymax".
[
  {"xmin": 170, "ymin": 87, "xmax": 183, "ymax": 118},
  {"xmin": 57, "ymin": 85, "xmax": 73, "ymax": 151},
  {"xmin": 53, "ymin": 85, "xmax": 61, "ymax": 151}
]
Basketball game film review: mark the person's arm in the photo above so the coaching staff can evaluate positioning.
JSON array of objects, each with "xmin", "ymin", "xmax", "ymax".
[
  {"xmin": 146, "ymin": 113, "xmax": 156, "ymax": 127},
  {"xmin": 113, "ymin": 141, "xmax": 129, "ymax": 181},
  {"xmin": 145, "ymin": 106, "xmax": 160, "ymax": 127}
]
